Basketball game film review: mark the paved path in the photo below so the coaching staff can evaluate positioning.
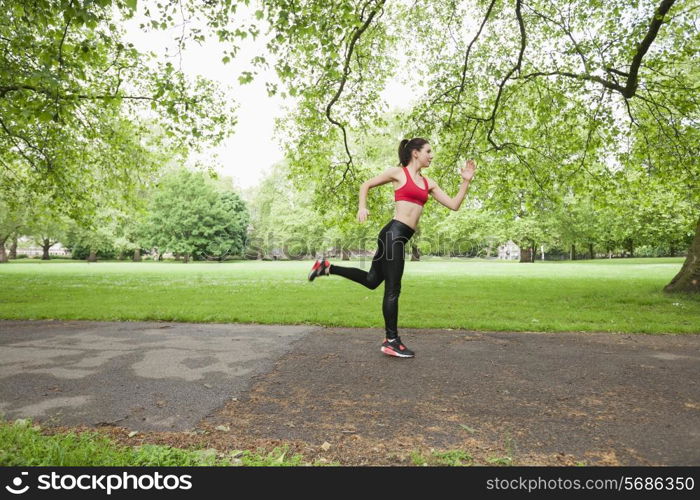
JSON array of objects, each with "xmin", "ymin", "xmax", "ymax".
[
  {"xmin": 0, "ymin": 320, "xmax": 320, "ymax": 431},
  {"xmin": 1, "ymin": 320, "xmax": 699, "ymax": 465}
]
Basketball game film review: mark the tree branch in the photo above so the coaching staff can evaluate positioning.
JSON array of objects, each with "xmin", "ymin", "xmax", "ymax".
[
  {"xmin": 0, "ymin": 117, "xmax": 44, "ymax": 172},
  {"xmin": 563, "ymin": 87, "xmax": 608, "ymax": 183},
  {"xmin": 624, "ymin": 0, "xmax": 677, "ymax": 98},
  {"xmin": 57, "ymin": 5, "xmax": 73, "ymax": 69},
  {"xmin": 0, "ymin": 84, "xmax": 178, "ymax": 104},
  {"xmin": 447, "ymin": 0, "xmax": 497, "ymax": 126},
  {"xmin": 486, "ymin": 0, "xmax": 526, "ymax": 150},
  {"xmin": 326, "ymin": 0, "xmax": 386, "ymax": 189},
  {"xmin": 514, "ymin": 0, "xmax": 676, "ymax": 100},
  {"xmin": 524, "ymin": 3, "xmax": 589, "ymax": 72},
  {"xmin": 515, "ymin": 70, "xmax": 626, "ymax": 93}
]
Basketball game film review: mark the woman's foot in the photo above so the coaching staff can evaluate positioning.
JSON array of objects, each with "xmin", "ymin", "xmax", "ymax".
[
  {"xmin": 380, "ymin": 336, "xmax": 415, "ymax": 358},
  {"xmin": 308, "ymin": 259, "xmax": 330, "ymax": 281}
]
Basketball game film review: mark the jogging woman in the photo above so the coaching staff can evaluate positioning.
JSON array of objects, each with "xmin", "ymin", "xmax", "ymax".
[{"xmin": 308, "ymin": 138, "xmax": 477, "ymax": 358}]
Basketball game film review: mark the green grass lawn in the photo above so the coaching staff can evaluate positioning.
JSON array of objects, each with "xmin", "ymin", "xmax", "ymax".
[
  {"xmin": 1, "ymin": 257, "xmax": 698, "ymax": 334},
  {"xmin": 0, "ymin": 419, "xmax": 315, "ymax": 466},
  {"xmin": 0, "ymin": 418, "xmax": 513, "ymax": 466}
]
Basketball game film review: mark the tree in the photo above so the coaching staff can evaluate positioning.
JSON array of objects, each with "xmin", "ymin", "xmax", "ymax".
[
  {"xmin": 0, "ymin": 196, "xmax": 28, "ymax": 262},
  {"xmin": 242, "ymin": 0, "xmax": 698, "ymax": 292},
  {"xmin": 27, "ymin": 202, "xmax": 70, "ymax": 260},
  {"xmin": 111, "ymin": 209, "xmax": 148, "ymax": 262},
  {"xmin": 63, "ymin": 212, "xmax": 119, "ymax": 262},
  {"xmin": 245, "ymin": 161, "xmax": 330, "ymax": 260},
  {"xmin": 143, "ymin": 168, "xmax": 250, "ymax": 262},
  {"xmin": 1, "ymin": 0, "xmax": 237, "ymax": 221}
]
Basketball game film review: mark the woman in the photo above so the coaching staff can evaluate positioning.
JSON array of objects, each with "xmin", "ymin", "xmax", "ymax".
[{"xmin": 308, "ymin": 138, "xmax": 477, "ymax": 358}]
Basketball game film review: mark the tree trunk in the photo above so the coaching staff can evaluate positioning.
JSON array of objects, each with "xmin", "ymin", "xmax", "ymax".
[
  {"xmin": 540, "ymin": 245, "xmax": 545, "ymax": 261},
  {"xmin": 570, "ymin": 244, "xmax": 576, "ymax": 261},
  {"xmin": 87, "ymin": 249, "xmax": 97, "ymax": 262},
  {"xmin": 664, "ymin": 215, "xmax": 700, "ymax": 294},
  {"xmin": 9, "ymin": 236, "xmax": 17, "ymax": 259},
  {"xmin": 669, "ymin": 243, "xmax": 676, "ymax": 257},
  {"xmin": 0, "ymin": 238, "xmax": 7, "ymax": 263},
  {"xmin": 341, "ymin": 248, "xmax": 350, "ymax": 260},
  {"xmin": 519, "ymin": 246, "xmax": 532, "ymax": 263},
  {"xmin": 589, "ymin": 243, "xmax": 595, "ymax": 260},
  {"xmin": 41, "ymin": 238, "xmax": 52, "ymax": 260},
  {"xmin": 183, "ymin": 254, "xmax": 190, "ymax": 263},
  {"xmin": 411, "ymin": 243, "xmax": 420, "ymax": 261},
  {"xmin": 133, "ymin": 248, "xmax": 141, "ymax": 262},
  {"xmin": 174, "ymin": 253, "xmax": 181, "ymax": 261}
]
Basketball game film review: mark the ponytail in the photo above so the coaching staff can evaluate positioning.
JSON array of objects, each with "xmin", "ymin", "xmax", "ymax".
[{"xmin": 398, "ymin": 137, "xmax": 429, "ymax": 167}]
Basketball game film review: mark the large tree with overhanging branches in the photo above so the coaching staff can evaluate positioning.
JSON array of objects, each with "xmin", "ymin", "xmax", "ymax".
[{"xmin": 238, "ymin": 0, "xmax": 698, "ymax": 293}]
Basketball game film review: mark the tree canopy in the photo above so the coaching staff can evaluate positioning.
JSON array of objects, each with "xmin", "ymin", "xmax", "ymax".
[
  {"xmin": 143, "ymin": 168, "xmax": 250, "ymax": 262},
  {"xmin": 0, "ymin": 0, "xmax": 237, "ymax": 220},
  {"xmin": 247, "ymin": 0, "xmax": 699, "ymax": 291}
]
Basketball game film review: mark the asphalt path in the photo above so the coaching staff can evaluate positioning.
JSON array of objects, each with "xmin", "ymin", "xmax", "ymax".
[
  {"xmin": 1, "ymin": 320, "xmax": 698, "ymax": 465},
  {"xmin": 0, "ymin": 320, "xmax": 319, "ymax": 431}
]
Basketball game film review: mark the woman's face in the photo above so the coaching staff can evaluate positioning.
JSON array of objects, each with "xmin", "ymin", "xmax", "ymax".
[{"xmin": 413, "ymin": 143, "xmax": 434, "ymax": 167}]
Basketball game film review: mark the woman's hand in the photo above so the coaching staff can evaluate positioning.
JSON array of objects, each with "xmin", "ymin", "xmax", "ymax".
[
  {"xmin": 357, "ymin": 207, "xmax": 370, "ymax": 223},
  {"xmin": 461, "ymin": 159, "xmax": 477, "ymax": 182}
]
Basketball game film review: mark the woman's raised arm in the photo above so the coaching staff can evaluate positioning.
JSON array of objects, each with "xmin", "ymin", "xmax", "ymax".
[{"xmin": 427, "ymin": 160, "xmax": 477, "ymax": 211}]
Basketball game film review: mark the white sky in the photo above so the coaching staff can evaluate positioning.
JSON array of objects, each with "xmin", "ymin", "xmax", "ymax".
[{"xmin": 123, "ymin": 5, "xmax": 417, "ymax": 190}]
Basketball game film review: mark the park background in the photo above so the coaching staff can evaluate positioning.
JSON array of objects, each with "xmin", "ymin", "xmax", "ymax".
[{"xmin": 0, "ymin": 0, "xmax": 699, "ymax": 466}]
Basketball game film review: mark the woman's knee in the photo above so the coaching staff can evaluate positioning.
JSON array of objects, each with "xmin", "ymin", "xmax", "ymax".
[
  {"xmin": 367, "ymin": 270, "xmax": 383, "ymax": 290},
  {"xmin": 384, "ymin": 284, "xmax": 401, "ymax": 300},
  {"xmin": 370, "ymin": 281, "xmax": 382, "ymax": 290}
]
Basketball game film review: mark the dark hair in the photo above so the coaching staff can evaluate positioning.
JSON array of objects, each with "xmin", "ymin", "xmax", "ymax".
[{"xmin": 398, "ymin": 138, "xmax": 430, "ymax": 167}]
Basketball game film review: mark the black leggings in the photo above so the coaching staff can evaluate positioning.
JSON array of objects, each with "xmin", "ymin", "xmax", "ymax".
[{"xmin": 329, "ymin": 219, "xmax": 415, "ymax": 339}]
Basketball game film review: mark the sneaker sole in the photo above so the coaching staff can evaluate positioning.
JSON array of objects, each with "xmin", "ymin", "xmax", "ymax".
[
  {"xmin": 308, "ymin": 261, "xmax": 329, "ymax": 281},
  {"xmin": 308, "ymin": 262, "xmax": 322, "ymax": 281},
  {"xmin": 381, "ymin": 346, "xmax": 414, "ymax": 358}
]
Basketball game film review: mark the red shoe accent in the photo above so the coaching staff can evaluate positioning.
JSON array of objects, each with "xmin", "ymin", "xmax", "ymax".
[
  {"xmin": 309, "ymin": 259, "xmax": 325, "ymax": 281},
  {"xmin": 381, "ymin": 346, "xmax": 400, "ymax": 357}
]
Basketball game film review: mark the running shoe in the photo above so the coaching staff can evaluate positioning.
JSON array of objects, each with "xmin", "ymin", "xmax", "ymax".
[
  {"xmin": 381, "ymin": 336, "xmax": 415, "ymax": 358},
  {"xmin": 308, "ymin": 258, "xmax": 330, "ymax": 281}
]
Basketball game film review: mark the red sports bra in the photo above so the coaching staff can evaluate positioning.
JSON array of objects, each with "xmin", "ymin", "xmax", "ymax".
[{"xmin": 394, "ymin": 166, "xmax": 429, "ymax": 206}]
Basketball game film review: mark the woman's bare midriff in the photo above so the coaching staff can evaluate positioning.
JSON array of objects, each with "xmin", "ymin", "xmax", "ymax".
[{"xmin": 393, "ymin": 200, "xmax": 423, "ymax": 230}]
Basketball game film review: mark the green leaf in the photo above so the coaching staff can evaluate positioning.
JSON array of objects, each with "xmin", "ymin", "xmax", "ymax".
[
  {"xmin": 38, "ymin": 110, "xmax": 54, "ymax": 122},
  {"xmin": 238, "ymin": 72, "xmax": 254, "ymax": 85}
]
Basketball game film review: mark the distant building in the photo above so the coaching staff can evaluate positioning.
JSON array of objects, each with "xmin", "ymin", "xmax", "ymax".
[
  {"xmin": 15, "ymin": 237, "xmax": 71, "ymax": 257},
  {"xmin": 498, "ymin": 240, "xmax": 520, "ymax": 260}
]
